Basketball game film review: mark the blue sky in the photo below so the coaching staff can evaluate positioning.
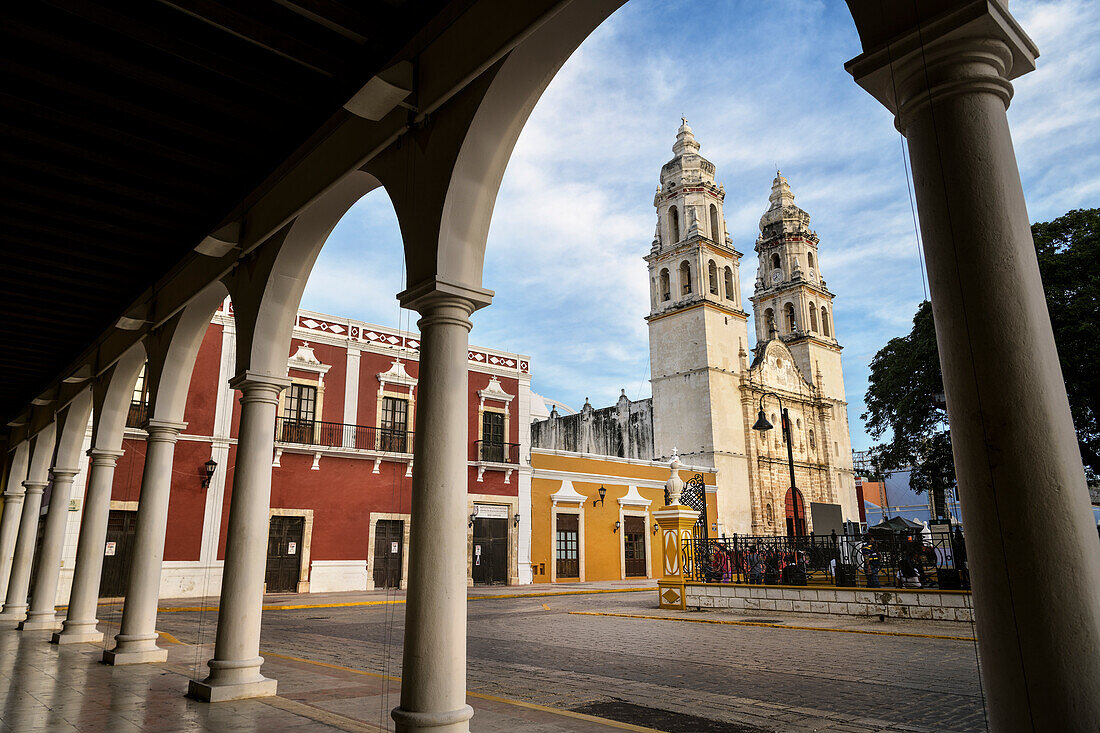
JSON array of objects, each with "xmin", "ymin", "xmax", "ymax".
[{"xmin": 300, "ymin": 0, "xmax": 1100, "ymax": 451}]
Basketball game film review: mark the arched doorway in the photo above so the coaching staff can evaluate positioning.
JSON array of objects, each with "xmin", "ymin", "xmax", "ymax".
[{"xmin": 784, "ymin": 487, "xmax": 805, "ymax": 537}]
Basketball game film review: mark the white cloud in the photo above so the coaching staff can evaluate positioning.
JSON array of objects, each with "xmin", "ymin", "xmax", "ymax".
[{"xmin": 301, "ymin": 0, "xmax": 1100, "ymax": 451}]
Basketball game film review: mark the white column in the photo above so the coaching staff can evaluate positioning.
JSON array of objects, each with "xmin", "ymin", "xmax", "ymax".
[
  {"xmin": 188, "ymin": 372, "xmax": 288, "ymax": 702},
  {"xmin": 53, "ymin": 449, "xmax": 123, "ymax": 644},
  {"xmin": 0, "ymin": 480, "xmax": 47, "ymax": 625},
  {"xmin": 20, "ymin": 467, "xmax": 80, "ymax": 630},
  {"xmin": 391, "ymin": 285, "xmax": 489, "ymax": 733},
  {"xmin": 0, "ymin": 446, "xmax": 29, "ymax": 598},
  {"xmin": 849, "ymin": 12, "xmax": 1100, "ymax": 730},
  {"xmin": 103, "ymin": 420, "xmax": 185, "ymax": 665}
]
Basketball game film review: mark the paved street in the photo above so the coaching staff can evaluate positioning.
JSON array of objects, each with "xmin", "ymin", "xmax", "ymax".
[{"xmin": 111, "ymin": 585, "xmax": 989, "ymax": 732}]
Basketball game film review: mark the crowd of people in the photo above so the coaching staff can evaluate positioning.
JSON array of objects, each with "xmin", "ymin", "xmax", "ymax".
[{"xmin": 696, "ymin": 527, "xmax": 968, "ymax": 589}]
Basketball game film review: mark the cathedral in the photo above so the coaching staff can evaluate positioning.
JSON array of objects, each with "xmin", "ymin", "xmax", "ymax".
[{"xmin": 532, "ymin": 120, "xmax": 859, "ymax": 536}]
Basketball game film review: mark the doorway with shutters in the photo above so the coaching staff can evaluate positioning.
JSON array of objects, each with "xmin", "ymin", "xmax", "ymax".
[
  {"xmin": 622, "ymin": 515, "xmax": 647, "ymax": 577},
  {"xmin": 266, "ymin": 515, "xmax": 304, "ymax": 593},
  {"xmin": 100, "ymin": 509, "xmax": 138, "ymax": 597},
  {"xmin": 555, "ymin": 513, "xmax": 580, "ymax": 580},
  {"xmin": 471, "ymin": 516, "xmax": 508, "ymax": 585},
  {"xmin": 372, "ymin": 519, "xmax": 404, "ymax": 589}
]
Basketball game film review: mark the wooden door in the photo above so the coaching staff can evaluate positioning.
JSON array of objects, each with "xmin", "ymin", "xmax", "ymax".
[
  {"xmin": 100, "ymin": 510, "xmax": 138, "ymax": 597},
  {"xmin": 472, "ymin": 517, "xmax": 508, "ymax": 585},
  {"xmin": 623, "ymin": 516, "xmax": 647, "ymax": 577},
  {"xmin": 372, "ymin": 519, "xmax": 403, "ymax": 589},
  {"xmin": 555, "ymin": 514, "xmax": 579, "ymax": 579},
  {"xmin": 265, "ymin": 516, "xmax": 304, "ymax": 593},
  {"xmin": 481, "ymin": 411, "xmax": 504, "ymax": 462}
]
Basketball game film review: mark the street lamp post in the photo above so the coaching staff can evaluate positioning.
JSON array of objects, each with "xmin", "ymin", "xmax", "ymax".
[{"xmin": 752, "ymin": 392, "xmax": 802, "ymax": 536}]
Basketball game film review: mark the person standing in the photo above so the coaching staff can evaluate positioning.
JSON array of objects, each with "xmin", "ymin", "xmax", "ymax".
[{"xmin": 863, "ymin": 537, "xmax": 882, "ymax": 588}]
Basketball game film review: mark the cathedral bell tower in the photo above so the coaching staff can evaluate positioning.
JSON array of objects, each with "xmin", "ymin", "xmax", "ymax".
[
  {"xmin": 750, "ymin": 173, "xmax": 845, "ymax": 400},
  {"xmin": 645, "ymin": 119, "xmax": 753, "ymax": 535}
]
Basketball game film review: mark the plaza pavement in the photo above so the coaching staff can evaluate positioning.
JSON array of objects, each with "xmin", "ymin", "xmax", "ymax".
[{"xmin": 0, "ymin": 581, "xmax": 988, "ymax": 732}]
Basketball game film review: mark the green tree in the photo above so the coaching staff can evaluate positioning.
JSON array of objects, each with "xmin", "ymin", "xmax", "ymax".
[
  {"xmin": 861, "ymin": 300, "xmax": 954, "ymax": 518},
  {"xmin": 1032, "ymin": 208, "xmax": 1100, "ymax": 480},
  {"xmin": 862, "ymin": 208, "xmax": 1100, "ymax": 513}
]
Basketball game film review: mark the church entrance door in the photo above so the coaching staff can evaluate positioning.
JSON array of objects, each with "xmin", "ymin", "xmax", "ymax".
[{"xmin": 785, "ymin": 488, "xmax": 806, "ymax": 537}]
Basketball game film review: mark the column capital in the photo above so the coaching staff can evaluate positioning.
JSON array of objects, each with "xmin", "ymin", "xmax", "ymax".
[
  {"xmin": 845, "ymin": 0, "xmax": 1038, "ymax": 129},
  {"xmin": 49, "ymin": 468, "xmax": 80, "ymax": 482},
  {"xmin": 143, "ymin": 419, "xmax": 187, "ymax": 443},
  {"xmin": 398, "ymin": 276, "xmax": 494, "ymax": 317},
  {"xmin": 22, "ymin": 480, "xmax": 47, "ymax": 495},
  {"xmin": 229, "ymin": 371, "xmax": 291, "ymax": 405},
  {"xmin": 87, "ymin": 448, "xmax": 125, "ymax": 466}
]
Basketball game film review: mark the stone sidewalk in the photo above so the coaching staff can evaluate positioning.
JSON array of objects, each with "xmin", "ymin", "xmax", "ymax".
[{"xmin": 0, "ymin": 628, "xmax": 652, "ymax": 732}]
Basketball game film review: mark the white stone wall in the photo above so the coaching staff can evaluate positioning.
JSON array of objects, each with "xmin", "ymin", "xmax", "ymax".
[{"xmin": 685, "ymin": 583, "xmax": 975, "ymax": 623}]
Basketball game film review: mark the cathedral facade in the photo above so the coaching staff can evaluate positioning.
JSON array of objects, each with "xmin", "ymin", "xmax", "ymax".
[{"xmin": 534, "ymin": 120, "xmax": 859, "ymax": 536}]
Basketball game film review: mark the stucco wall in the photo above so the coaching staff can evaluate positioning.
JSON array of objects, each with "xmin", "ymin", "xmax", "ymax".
[{"xmin": 531, "ymin": 394, "xmax": 653, "ymax": 460}]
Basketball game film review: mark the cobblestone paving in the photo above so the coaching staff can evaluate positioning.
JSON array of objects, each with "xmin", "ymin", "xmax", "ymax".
[{"xmin": 154, "ymin": 591, "xmax": 988, "ymax": 732}]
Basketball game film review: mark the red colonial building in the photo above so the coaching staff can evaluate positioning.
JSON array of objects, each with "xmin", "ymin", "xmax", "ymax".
[{"xmin": 58, "ymin": 300, "xmax": 533, "ymax": 602}]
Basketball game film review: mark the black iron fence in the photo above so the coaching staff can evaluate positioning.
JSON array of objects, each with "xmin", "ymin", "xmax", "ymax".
[
  {"xmin": 472, "ymin": 440, "xmax": 520, "ymax": 464},
  {"xmin": 274, "ymin": 417, "xmax": 413, "ymax": 453},
  {"xmin": 681, "ymin": 530, "xmax": 969, "ymax": 590}
]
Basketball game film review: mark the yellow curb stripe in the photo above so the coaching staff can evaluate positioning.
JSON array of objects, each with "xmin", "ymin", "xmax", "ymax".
[
  {"xmin": 263, "ymin": 652, "xmax": 664, "ymax": 732},
  {"xmin": 569, "ymin": 611, "xmax": 976, "ymax": 642},
  {"xmin": 155, "ymin": 586, "xmax": 652, "ymax": 613},
  {"xmin": 156, "ymin": 630, "xmax": 184, "ymax": 645}
]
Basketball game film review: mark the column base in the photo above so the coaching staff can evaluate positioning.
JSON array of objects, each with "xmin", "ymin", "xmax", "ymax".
[
  {"xmin": 187, "ymin": 676, "xmax": 277, "ymax": 703},
  {"xmin": 0, "ymin": 608, "xmax": 27, "ymax": 628},
  {"xmin": 391, "ymin": 704, "xmax": 474, "ymax": 732},
  {"xmin": 18, "ymin": 615, "xmax": 60, "ymax": 632},
  {"xmin": 52, "ymin": 628, "xmax": 104, "ymax": 645},
  {"xmin": 102, "ymin": 646, "xmax": 168, "ymax": 665}
]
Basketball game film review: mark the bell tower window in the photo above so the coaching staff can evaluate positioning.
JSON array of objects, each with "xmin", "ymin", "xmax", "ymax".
[
  {"xmin": 784, "ymin": 303, "xmax": 796, "ymax": 334},
  {"xmin": 709, "ymin": 204, "xmax": 720, "ymax": 241},
  {"xmin": 821, "ymin": 306, "xmax": 830, "ymax": 337},
  {"xmin": 724, "ymin": 267, "xmax": 735, "ymax": 301},
  {"xmin": 771, "ymin": 253, "xmax": 781, "ymax": 271},
  {"xmin": 807, "ymin": 251, "xmax": 815, "ymax": 270},
  {"xmin": 680, "ymin": 261, "xmax": 692, "ymax": 295},
  {"xmin": 669, "ymin": 206, "xmax": 680, "ymax": 244},
  {"xmin": 708, "ymin": 260, "xmax": 719, "ymax": 295},
  {"xmin": 764, "ymin": 308, "xmax": 775, "ymax": 336},
  {"xmin": 808, "ymin": 302, "xmax": 818, "ymax": 332},
  {"xmin": 659, "ymin": 268, "xmax": 671, "ymax": 302}
]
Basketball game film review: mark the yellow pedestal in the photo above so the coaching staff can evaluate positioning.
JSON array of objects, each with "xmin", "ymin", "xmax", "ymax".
[{"xmin": 652, "ymin": 505, "xmax": 699, "ymax": 611}]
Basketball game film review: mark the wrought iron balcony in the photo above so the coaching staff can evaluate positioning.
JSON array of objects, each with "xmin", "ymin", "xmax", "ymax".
[
  {"xmin": 472, "ymin": 440, "xmax": 520, "ymax": 464},
  {"xmin": 274, "ymin": 416, "xmax": 412, "ymax": 453}
]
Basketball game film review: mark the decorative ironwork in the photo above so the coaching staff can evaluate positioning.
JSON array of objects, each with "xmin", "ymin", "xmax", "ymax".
[
  {"xmin": 274, "ymin": 417, "xmax": 412, "ymax": 453},
  {"xmin": 680, "ymin": 529, "xmax": 968, "ymax": 589},
  {"xmin": 472, "ymin": 440, "xmax": 521, "ymax": 464}
]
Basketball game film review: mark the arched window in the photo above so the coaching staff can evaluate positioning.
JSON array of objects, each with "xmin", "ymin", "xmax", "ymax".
[
  {"xmin": 764, "ymin": 308, "xmax": 775, "ymax": 336},
  {"xmin": 709, "ymin": 204, "xmax": 720, "ymax": 241},
  {"xmin": 771, "ymin": 253, "xmax": 781, "ymax": 270},
  {"xmin": 669, "ymin": 206, "xmax": 680, "ymax": 244},
  {"xmin": 784, "ymin": 302, "xmax": 796, "ymax": 333},
  {"xmin": 659, "ymin": 268, "xmax": 671, "ymax": 302},
  {"xmin": 679, "ymin": 260, "xmax": 692, "ymax": 295},
  {"xmin": 765, "ymin": 503, "xmax": 774, "ymax": 526},
  {"xmin": 821, "ymin": 306, "xmax": 830, "ymax": 337},
  {"xmin": 808, "ymin": 301, "xmax": 817, "ymax": 332},
  {"xmin": 807, "ymin": 251, "xmax": 815, "ymax": 270},
  {"xmin": 708, "ymin": 260, "xmax": 719, "ymax": 295},
  {"xmin": 785, "ymin": 488, "xmax": 806, "ymax": 536},
  {"xmin": 723, "ymin": 266, "xmax": 735, "ymax": 301},
  {"xmin": 808, "ymin": 429, "xmax": 816, "ymax": 451}
]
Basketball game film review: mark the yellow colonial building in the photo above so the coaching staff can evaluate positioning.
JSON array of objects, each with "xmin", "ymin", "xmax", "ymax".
[{"xmin": 529, "ymin": 448, "xmax": 715, "ymax": 583}]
